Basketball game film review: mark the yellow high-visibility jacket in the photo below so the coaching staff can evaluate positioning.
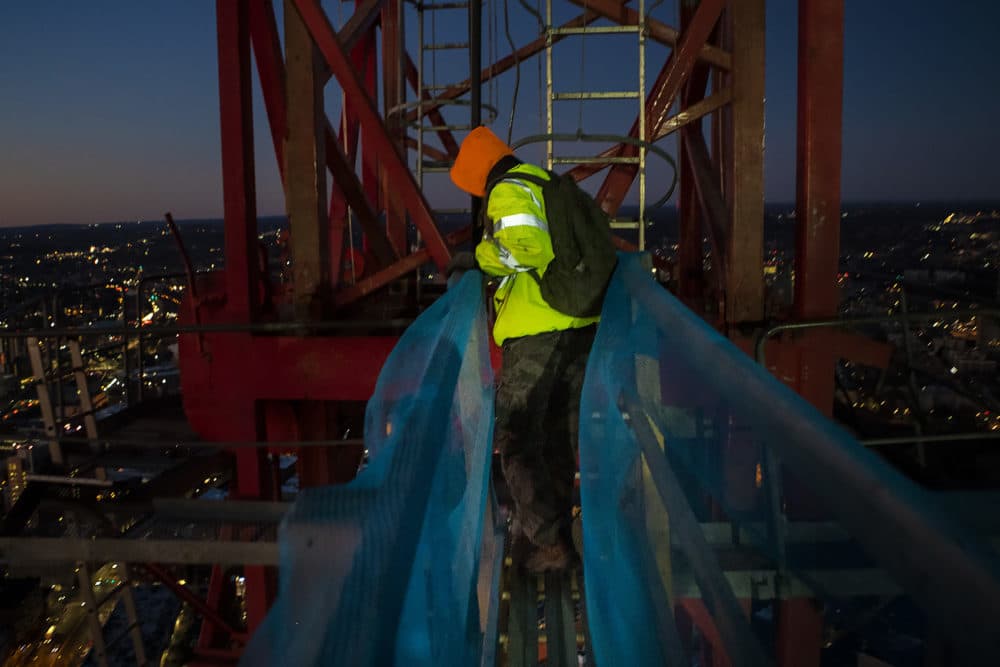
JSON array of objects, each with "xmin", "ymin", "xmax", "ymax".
[{"xmin": 474, "ymin": 163, "xmax": 600, "ymax": 346}]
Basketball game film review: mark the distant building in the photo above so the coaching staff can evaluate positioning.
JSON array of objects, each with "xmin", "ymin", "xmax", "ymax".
[{"xmin": 4, "ymin": 453, "xmax": 27, "ymax": 509}]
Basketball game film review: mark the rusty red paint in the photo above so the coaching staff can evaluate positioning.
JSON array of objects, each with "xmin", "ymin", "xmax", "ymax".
[
  {"xmin": 682, "ymin": 128, "xmax": 729, "ymax": 293},
  {"xmin": 196, "ymin": 563, "xmax": 228, "ymax": 650},
  {"xmin": 675, "ymin": 598, "xmax": 751, "ymax": 667},
  {"xmin": 380, "ymin": 0, "xmax": 408, "ymax": 257},
  {"xmin": 217, "ymin": 0, "xmax": 260, "ymax": 323},
  {"xmin": 794, "ymin": 0, "xmax": 845, "ymax": 320},
  {"xmin": 146, "ymin": 563, "xmax": 245, "ymax": 640},
  {"xmin": 292, "ymin": 0, "xmax": 452, "ymax": 269},
  {"xmin": 339, "ymin": 0, "xmax": 386, "ymax": 52},
  {"xmin": 776, "ymin": 599, "xmax": 824, "ymax": 667},
  {"xmin": 249, "ymin": 0, "xmax": 286, "ymax": 184},
  {"xmin": 676, "ymin": 0, "xmax": 712, "ymax": 307}
]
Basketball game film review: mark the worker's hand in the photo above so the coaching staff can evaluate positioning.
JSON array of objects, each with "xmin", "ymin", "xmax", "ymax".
[{"xmin": 446, "ymin": 251, "xmax": 477, "ymax": 289}]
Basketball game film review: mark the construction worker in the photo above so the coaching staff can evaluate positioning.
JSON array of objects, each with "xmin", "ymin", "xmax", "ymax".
[{"xmin": 450, "ymin": 126, "xmax": 600, "ymax": 572}]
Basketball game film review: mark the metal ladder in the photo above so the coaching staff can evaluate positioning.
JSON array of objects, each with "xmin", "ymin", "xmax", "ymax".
[
  {"xmin": 415, "ymin": 0, "xmax": 476, "ymax": 222},
  {"xmin": 544, "ymin": 0, "xmax": 649, "ymax": 249}
]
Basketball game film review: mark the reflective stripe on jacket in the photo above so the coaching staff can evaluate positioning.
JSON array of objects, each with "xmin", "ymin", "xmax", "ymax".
[{"xmin": 474, "ymin": 163, "xmax": 600, "ymax": 346}]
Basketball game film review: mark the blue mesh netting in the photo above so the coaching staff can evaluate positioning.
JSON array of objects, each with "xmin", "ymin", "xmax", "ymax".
[
  {"xmin": 579, "ymin": 253, "xmax": 1000, "ymax": 665},
  {"xmin": 240, "ymin": 254, "xmax": 1000, "ymax": 666},
  {"xmin": 242, "ymin": 270, "xmax": 496, "ymax": 666}
]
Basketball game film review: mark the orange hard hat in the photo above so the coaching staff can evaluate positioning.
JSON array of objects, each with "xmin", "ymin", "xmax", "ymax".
[{"xmin": 450, "ymin": 126, "xmax": 514, "ymax": 197}]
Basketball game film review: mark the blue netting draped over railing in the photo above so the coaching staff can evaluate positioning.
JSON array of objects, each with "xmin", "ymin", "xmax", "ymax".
[
  {"xmin": 242, "ymin": 270, "xmax": 497, "ymax": 667},
  {"xmin": 579, "ymin": 253, "xmax": 1000, "ymax": 666}
]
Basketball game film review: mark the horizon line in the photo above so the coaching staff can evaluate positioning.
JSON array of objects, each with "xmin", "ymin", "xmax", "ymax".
[{"xmin": 2, "ymin": 198, "xmax": 999, "ymax": 230}]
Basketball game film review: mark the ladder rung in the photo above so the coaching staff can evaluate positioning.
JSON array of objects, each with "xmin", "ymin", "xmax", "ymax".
[
  {"xmin": 433, "ymin": 208, "xmax": 472, "ymax": 215},
  {"xmin": 424, "ymin": 42, "xmax": 470, "ymax": 51},
  {"xmin": 421, "ymin": 84, "xmax": 456, "ymax": 91},
  {"xmin": 421, "ymin": 166, "xmax": 452, "ymax": 173},
  {"xmin": 421, "ymin": 124, "xmax": 473, "ymax": 131},
  {"xmin": 610, "ymin": 220, "xmax": 642, "ymax": 229},
  {"xmin": 549, "ymin": 25, "xmax": 641, "ymax": 36},
  {"xmin": 553, "ymin": 91, "xmax": 641, "ymax": 101},
  {"xmin": 421, "ymin": 160, "xmax": 451, "ymax": 169},
  {"xmin": 414, "ymin": 97, "xmax": 472, "ymax": 107},
  {"xmin": 551, "ymin": 156, "xmax": 641, "ymax": 165},
  {"xmin": 419, "ymin": 1, "xmax": 470, "ymax": 9}
]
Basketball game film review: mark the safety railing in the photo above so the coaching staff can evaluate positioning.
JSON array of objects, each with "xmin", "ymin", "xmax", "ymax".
[
  {"xmin": 577, "ymin": 253, "xmax": 1000, "ymax": 666},
  {"xmin": 756, "ymin": 305, "xmax": 1000, "ymax": 459}
]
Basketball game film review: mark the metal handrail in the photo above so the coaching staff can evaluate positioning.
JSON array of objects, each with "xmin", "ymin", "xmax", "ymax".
[
  {"xmin": 619, "ymin": 257, "xmax": 1000, "ymax": 663},
  {"xmin": 754, "ymin": 307, "xmax": 1000, "ymax": 450},
  {"xmin": 754, "ymin": 307, "xmax": 999, "ymax": 364},
  {"xmin": 863, "ymin": 431, "xmax": 1000, "ymax": 447},
  {"xmin": 0, "ymin": 319, "xmax": 414, "ymax": 340},
  {"xmin": 0, "ymin": 436, "xmax": 365, "ymax": 451}
]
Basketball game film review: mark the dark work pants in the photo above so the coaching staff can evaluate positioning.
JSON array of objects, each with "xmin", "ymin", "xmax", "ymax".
[{"xmin": 495, "ymin": 324, "xmax": 597, "ymax": 547}]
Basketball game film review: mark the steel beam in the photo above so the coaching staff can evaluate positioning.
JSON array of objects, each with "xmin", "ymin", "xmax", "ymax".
[
  {"xmin": 0, "ymin": 537, "xmax": 280, "ymax": 565},
  {"xmin": 404, "ymin": 136, "xmax": 452, "ymax": 163},
  {"xmin": 323, "ymin": 121, "xmax": 397, "ymax": 265},
  {"xmin": 328, "ymin": 166, "xmax": 349, "ymax": 286},
  {"xmin": 565, "ymin": 0, "xmax": 731, "ymax": 69},
  {"xmin": 357, "ymin": 31, "xmax": 381, "ymax": 216},
  {"xmin": 197, "ymin": 563, "xmax": 227, "ymax": 650},
  {"xmin": 249, "ymin": 0, "xmax": 287, "ymax": 184},
  {"xmin": 332, "ymin": 227, "xmax": 471, "ymax": 306},
  {"xmin": 328, "ymin": 37, "xmax": 367, "ymax": 267},
  {"xmin": 217, "ymin": 0, "xmax": 260, "ymax": 322},
  {"xmin": 292, "ymin": 0, "xmax": 452, "ymax": 269},
  {"xmin": 381, "ymin": 0, "xmax": 408, "ymax": 256},
  {"xmin": 181, "ymin": 334, "xmax": 398, "ymax": 440},
  {"xmin": 285, "ymin": 0, "xmax": 331, "ymax": 320},
  {"xmin": 247, "ymin": 0, "xmax": 395, "ymax": 269},
  {"xmin": 78, "ymin": 565, "xmax": 111, "ymax": 667},
  {"xmin": 565, "ymin": 90, "xmax": 731, "ymax": 183},
  {"xmin": 339, "ymin": 0, "xmax": 386, "ymax": 52},
  {"xmin": 725, "ymin": 0, "xmax": 766, "ymax": 325},
  {"xmin": 776, "ymin": 599, "xmax": 824, "ymax": 667},
  {"xmin": 779, "ymin": 3, "xmax": 845, "ymax": 658},
  {"xmin": 794, "ymin": 0, "xmax": 845, "ymax": 322},
  {"xmin": 216, "ymin": 10, "xmax": 276, "ymax": 639},
  {"xmin": 153, "ymin": 498, "xmax": 290, "ymax": 521},
  {"xmin": 682, "ymin": 127, "xmax": 729, "ymax": 294},
  {"xmin": 676, "ymin": 0, "xmax": 712, "ymax": 306},
  {"xmin": 145, "ymin": 562, "xmax": 246, "ymax": 639}
]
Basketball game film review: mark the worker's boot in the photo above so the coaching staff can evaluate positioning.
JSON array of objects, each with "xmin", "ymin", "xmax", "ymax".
[{"xmin": 524, "ymin": 539, "xmax": 574, "ymax": 574}]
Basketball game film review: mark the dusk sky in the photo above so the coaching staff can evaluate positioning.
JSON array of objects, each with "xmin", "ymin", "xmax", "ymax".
[{"xmin": 1, "ymin": 0, "xmax": 998, "ymax": 227}]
